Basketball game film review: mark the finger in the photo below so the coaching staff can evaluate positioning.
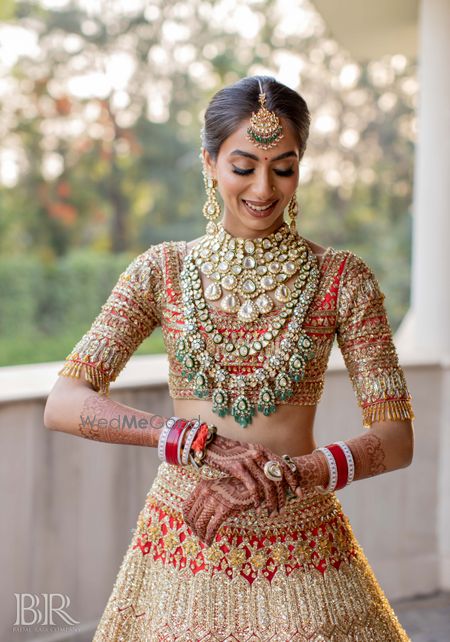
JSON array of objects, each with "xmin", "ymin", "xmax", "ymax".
[
  {"xmin": 246, "ymin": 459, "xmax": 279, "ymax": 515},
  {"xmin": 295, "ymin": 486, "xmax": 303, "ymax": 498},
  {"xmin": 275, "ymin": 480, "xmax": 287, "ymax": 513},
  {"xmin": 232, "ymin": 462, "xmax": 261, "ymax": 501},
  {"xmin": 182, "ymin": 483, "xmax": 212, "ymax": 530},
  {"xmin": 194, "ymin": 500, "xmax": 217, "ymax": 543},
  {"xmin": 264, "ymin": 452, "xmax": 300, "ymax": 494},
  {"xmin": 278, "ymin": 458, "xmax": 302, "ymax": 494},
  {"xmin": 204, "ymin": 505, "xmax": 233, "ymax": 546}
]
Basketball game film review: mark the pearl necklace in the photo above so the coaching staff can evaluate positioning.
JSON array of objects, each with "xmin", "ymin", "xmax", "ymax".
[{"xmin": 176, "ymin": 223, "xmax": 320, "ymax": 427}]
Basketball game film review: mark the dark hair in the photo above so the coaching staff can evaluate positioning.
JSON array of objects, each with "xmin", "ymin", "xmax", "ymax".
[{"xmin": 202, "ymin": 75, "xmax": 311, "ymax": 161}]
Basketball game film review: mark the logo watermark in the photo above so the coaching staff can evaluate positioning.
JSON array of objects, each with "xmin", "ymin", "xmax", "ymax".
[
  {"xmin": 13, "ymin": 593, "xmax": 80, "ymax": 633},
  {"xmin": 78, "ymin": 412, "xmax": 201, "ymax": 431}
]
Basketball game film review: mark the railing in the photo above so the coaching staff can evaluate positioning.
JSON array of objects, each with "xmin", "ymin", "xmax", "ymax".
[{"xmin": 1, "ymin": 350, "xmax": 448, "ymax": 641}]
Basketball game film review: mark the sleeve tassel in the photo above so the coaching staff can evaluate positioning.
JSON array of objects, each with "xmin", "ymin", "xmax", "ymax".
[
  {"xmin": 362, "ymin": 398, "xmax": 415, "ymax": 428},
  {"xmin": 58, "ymin": 360, "xmax": 110, "ymax": 396}
]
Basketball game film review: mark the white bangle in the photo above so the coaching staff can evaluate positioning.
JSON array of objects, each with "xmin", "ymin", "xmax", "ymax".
[
  {"xmin": 177, "ymin": 420, "xmax": 196, "ymax": 466},
  {"xmin": 158, "ymin": 416, "xmax": 181, "ymax": 462},
  {"xmin": 335, "ymin": 441, "xmax": 355, "ymax": 485},
  {"xmin": 315, "ymin": 447, "xmax": 337, "ymax": 493},
  {"xmin": 181, "ymin": 419, "xmax": 201, "ymax": 466}
]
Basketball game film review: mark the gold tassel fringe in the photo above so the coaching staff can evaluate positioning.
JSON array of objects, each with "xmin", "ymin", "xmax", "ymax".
[
  {"xmin": 58, "ymin": 359, "xmax": 110, "ymax": 396},
  {"xmin": 362, "ymin": 398, "xmax": 415, "ymax": 428}
]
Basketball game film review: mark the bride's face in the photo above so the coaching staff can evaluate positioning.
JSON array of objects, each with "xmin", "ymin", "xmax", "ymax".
[{"xmin": 202, "ymin": 116, "xmax": 300, "ymax": 239}]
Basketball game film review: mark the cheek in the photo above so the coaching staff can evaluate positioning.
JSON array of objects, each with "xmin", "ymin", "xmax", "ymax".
[
  {"xmin": 283, "ymin": 173, "xmax": 299, "ymax": 195},
  {"xmin": 218, "ymin": 173, "xmax": 245, "ymax": 198}
]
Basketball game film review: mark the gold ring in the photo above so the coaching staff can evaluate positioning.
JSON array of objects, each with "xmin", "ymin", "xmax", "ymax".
[
  {"xmin": 282, "ymin": 454, "xmax": 298, "ymax": 473},
  {"xmin": 263, "ymin": 460, "xmax": 283, "ymax": 481}
]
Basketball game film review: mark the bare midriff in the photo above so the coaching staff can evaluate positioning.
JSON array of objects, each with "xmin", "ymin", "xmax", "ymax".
[{"xmin": 172, "ymin": 398, "xmax": 318, "ymax": 458}]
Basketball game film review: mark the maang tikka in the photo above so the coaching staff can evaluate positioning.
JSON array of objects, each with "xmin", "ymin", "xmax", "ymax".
[{"xmin": 246, "ymin": 83, "xmax": 284, "ymax": 150}]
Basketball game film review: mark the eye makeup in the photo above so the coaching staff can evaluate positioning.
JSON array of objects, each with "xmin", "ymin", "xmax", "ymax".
[{"xmin": 232, "ymin": 165, "xmax": 295, "ymax": 177}]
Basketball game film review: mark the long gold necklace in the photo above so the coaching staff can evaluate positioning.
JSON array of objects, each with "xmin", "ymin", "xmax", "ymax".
[{"xmin": 176, "ymin": 223, "xmax": 319, "ymax": 427}]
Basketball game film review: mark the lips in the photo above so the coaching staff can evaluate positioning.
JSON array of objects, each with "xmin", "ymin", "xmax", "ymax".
[{"xmin": 242, "ymin": 199, "xmax": 278, "ymax": 216}]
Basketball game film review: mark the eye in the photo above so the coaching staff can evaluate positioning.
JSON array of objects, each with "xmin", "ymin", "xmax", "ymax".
[
  {"xmin": 232, "ymin": 166, "xmax": 254, "ymax": 176},
  {"xmin": 274, "ymin": 168, "xmax": 295, "ymax": 177}
]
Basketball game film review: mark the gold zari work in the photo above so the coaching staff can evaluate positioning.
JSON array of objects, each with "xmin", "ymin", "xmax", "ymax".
[
  {"xmin": 93, "ymin": 462, "xmax": 410, "ymax": 641},
  {"xmin": 58, "ymin": 240, "xmax": 414, "ymax": 428},
  {"xmin": 57, "ymin": 235, "xmax": 414, "ymax": 639}
]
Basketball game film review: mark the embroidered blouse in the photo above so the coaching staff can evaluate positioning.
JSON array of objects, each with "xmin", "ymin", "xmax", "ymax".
[{"xmin": 58, "ymin": 240, "xmax": 414, "ymax": 428}]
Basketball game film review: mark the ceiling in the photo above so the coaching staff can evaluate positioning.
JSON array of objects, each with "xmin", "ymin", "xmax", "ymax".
[{"xmin": 312, "ymin": 0, "xmax": 419, "ymax": 59}]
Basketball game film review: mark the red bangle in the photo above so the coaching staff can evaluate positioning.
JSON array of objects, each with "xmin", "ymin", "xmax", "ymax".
[
  {"xmin": 165, "ymin": 419, "xmax": 188, "ymax": 465},
  {"xmin": 326, "ymin": 443, "xmax": 348, "ymax": 490}
]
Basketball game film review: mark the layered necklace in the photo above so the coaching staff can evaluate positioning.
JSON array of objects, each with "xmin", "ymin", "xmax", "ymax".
[{"xmin": 176, "ymin": 221, "xmax": 320, "ymax": 427}]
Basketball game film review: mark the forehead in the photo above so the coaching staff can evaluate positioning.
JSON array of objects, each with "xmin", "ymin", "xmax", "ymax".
[{"xmin": 219, "ymin": 116, "xmax": 299, "ymax": 160}]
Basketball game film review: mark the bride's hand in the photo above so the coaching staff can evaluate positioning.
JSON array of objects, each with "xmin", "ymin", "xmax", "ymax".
[
  {"xmin": 182, "ymin": 476, "xmax": 256, "ymax": 546},
  {"xmin": 201, "ymin": 433, "xmax": 302, "ymax": 515}
]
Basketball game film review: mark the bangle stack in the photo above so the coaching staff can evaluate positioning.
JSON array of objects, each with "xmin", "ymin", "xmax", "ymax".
[
  {"xmin": 158, "ymin": 416, "xmax": 217, "ymax": 467},
  {"xmin": 314, "ymin": 441, "xmax": 355, "ymax": 494}
]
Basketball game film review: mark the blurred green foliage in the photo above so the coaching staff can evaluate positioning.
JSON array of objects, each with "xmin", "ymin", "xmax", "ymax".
[
  {"xmin": 0, "ymin": 251, "xmax": 165, "ymax": 366},
  {"xmin": 0, "ymin": 0, "xmax": 416, "ymax": 365}
]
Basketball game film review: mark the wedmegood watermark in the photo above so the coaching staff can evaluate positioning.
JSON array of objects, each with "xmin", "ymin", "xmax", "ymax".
[{"xmin": 78, "ymin": 413, "xmax": 202, "ymax": 431}]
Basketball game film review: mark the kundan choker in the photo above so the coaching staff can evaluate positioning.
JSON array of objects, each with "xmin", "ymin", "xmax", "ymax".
[{"xmin": 175, "ymin": 222, "xmax": 320, "ymax": 427}]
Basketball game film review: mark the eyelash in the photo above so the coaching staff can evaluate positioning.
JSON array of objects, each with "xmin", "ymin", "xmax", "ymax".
[{"xmin": 232, "ymin": 166, "xmax": 295, "ymax": 177}]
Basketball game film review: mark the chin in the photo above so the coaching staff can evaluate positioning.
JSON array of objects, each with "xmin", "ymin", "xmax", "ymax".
[{"xmin": 222, "ymin": 203, "xmax": 286, "ymax": 238}]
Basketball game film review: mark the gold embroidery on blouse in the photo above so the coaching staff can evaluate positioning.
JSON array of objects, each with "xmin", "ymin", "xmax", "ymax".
[{"xmin": 59, "ymin": 240, "xmax": 414, "ymax": 428}]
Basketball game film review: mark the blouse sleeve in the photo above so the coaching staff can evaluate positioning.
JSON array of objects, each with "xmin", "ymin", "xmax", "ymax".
[
  {"xmin": 57, "ymin": 244, "xmax": 164, "ymax": 395},
  {"xmin": 336, "ymin": 251, "xmax": 414, "ymax": 428}
]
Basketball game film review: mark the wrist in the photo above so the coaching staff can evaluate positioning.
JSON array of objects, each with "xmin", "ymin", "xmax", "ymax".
[
  {"xmin": 299, "ymin": 441, "xmax": 355, "ymax": 494},
  {"xmin": 292, "ymin": 450, "xmax": 330, "ymax": 489},
  {"xmin": 157, "ymin": 417, "xmax": 217, "ymax": 467}
]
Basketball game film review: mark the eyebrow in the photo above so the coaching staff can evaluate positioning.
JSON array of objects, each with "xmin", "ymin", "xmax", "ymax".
[{"xmin": 229, "ymin": 149, "xmax": 298, "ymax": 161}]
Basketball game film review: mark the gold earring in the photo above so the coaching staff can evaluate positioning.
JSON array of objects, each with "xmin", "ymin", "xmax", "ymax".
[
  {"xmin": 287, "ymin": 193, "xmax": 299, "ymax": 234},
  {"xmin": 202, "ymin": 163, "xmax": 221, "ymax": 235}
]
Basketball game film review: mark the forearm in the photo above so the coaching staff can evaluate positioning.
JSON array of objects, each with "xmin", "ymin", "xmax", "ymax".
[
  {"xmin": 292, "ymin": 419, "xmax": 414, "ymax": 491},
  {"xmin": 45, "ymin": 383, "xmax": 168, "ymax": 447}
]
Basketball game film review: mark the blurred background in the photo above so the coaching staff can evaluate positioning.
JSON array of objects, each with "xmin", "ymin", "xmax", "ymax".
[
  {"xmin": 1, "ymin": 0, "xmax": 449, "ymax": 641},
  {"xmin": 0, "ymin": 0, "xmax": 417, "ymax": 367}
]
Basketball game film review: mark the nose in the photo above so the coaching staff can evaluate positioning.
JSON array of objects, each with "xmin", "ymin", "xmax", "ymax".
[{"xmin": 252, "ymin": 168, "xmax": 275, "ymax": 201}]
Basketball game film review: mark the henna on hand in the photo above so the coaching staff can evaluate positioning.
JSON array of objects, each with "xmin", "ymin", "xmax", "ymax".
[
  {"xmin": 292, "ymin": 432, "xmax": 388, "ymax": 494},
  {"xmin": 182, "ymin": 477, "xmax": 255, "ymax": 546},
  {"xmin": 203, "ymin": 434, "xmax": 301, "ymax": 513},
  {"xmin": 345, "ymin": 432, "xmax": 387, "ymax": 480},
  {"xmin": 292, "ymin": 450, "xmax": 330, "ymax": 494},
  {"xmin": 78, "ymin": 393, "xmax": 165, "ymax": 447}
]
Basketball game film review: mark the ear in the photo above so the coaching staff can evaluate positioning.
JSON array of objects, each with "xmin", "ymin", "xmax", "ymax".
[{"xmin": 202, "ymin": 148, "xmax": 217, "ymax": 179}]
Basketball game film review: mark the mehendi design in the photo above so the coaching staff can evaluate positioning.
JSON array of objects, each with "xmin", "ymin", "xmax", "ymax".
[
  {"xmin": 203, "ymin": 434, "xmax": 301, "ymax": 510},
  {"xmin": 182, "ymin": 477, "xmax": 256, "ymax": 545},
  {"xmin": 78, "ymin": 393, "xmax": 164, "ymax": 448},
  {"xmin": 345, "ymin": 433, "xmax": 387, "ymax": 480},
  {"xmin": 292, "ymin": 450, "xmax": 330, "ymax": 490}
]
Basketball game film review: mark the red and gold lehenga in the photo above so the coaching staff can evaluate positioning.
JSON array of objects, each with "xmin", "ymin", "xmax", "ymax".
[{"xmin": 59, "ymin": 239, "xmax": 414, "ymax": 641}]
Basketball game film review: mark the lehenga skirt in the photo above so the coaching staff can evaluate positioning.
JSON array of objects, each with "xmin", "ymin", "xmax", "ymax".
[{"xmin": 93, "ymin": 461, "xmax": 410, "ymax": 641}]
